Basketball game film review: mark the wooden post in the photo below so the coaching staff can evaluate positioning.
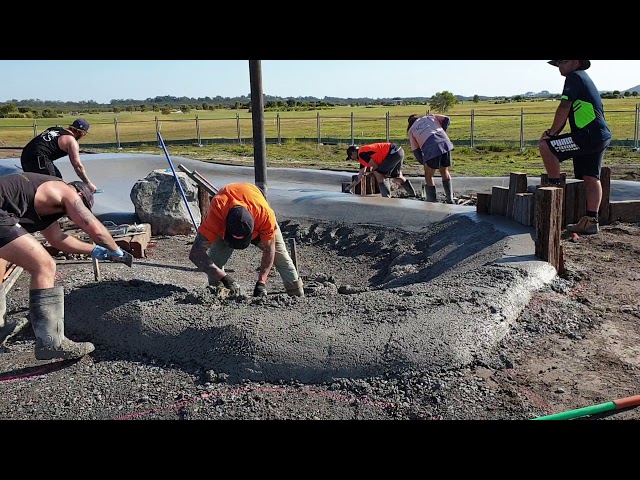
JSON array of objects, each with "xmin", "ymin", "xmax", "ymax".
[
  {"xmin": 507, "ymin": 172, "xmax": 528, "ymax": 219},
  {"xmin": 514, "ymin": 193, "xmax": 535, "ymax": 226},
  {"xmin": 563, "ymin": 180, "xmax": 585, "ymax": 227},
  {"xmin": 535, "ymin": 187, "xmax": 564, "ymax": 273},
  {"xmin": 490, "ymin": 186, "xmax": 509, "ymax": 216},
  {"xmin": 198, "ymin": 186, "xmax": 211, "ymax": 220},
  {"xmin": 540, "ymin": 172, "xmax": 567, "ymax": 187},
  {"xmin": 599, "ymin": 166, "xmax": 611, "ymax": 225},
  {"xmin": 476, "ymin": 192, "xmax": 492, "ymax": 214}
]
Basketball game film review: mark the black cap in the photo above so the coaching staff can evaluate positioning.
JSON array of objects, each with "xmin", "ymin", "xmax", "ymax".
[
  {"xmin": 224, "ymin": 205, "xmax": 254, "ymax": 249},
  {"xmin": 548, "ymin": 60, "xmax": 591, "ymax": 70},
  {"xmin": 70, "ymin": 118, "xmax": 90, "ymax": 132},
  {"xmin": 68, "ymin": 181, "xmax": 94, "ymax": 211},
  {"xmin": 346, "ymin": 145, "xmax": 358, "ymax": 161}
]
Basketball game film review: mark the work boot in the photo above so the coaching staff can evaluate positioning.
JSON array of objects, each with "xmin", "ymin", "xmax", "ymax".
[
  {"xmin": 30, "ymin": 287, "xmax": 95, "ymax": 361},
  {"xmin": 284, "ymin": 279, "xmax": 304, "ymax": 297},
  {"xmin": 402, "ymin": 179, "xmax": 416, "ymax": 197},
  {"xmin": 378, "ymin": 180, "xmax": 392, "ymax": 198},
  {"xmin": 0, "ymin": 286, "xmax": 29, "ymax": 346},
  {"xmin": 567, "ymin": 216, "xmax": 599, "ymax": 235},
  {"xmin": 425, "ymin": 185, "xmax": 437, "ymax": 202},
  {"xmin": 443, "ymin": 179, "xmax": 454, "ymax": 204}
]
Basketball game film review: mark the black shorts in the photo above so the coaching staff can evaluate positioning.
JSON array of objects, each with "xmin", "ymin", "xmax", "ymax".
[
  {"xmin": 544, "ymin": 131, "xmax": 611, "ymax": 179},
  {"xmin": 20, "ymin": 156, "xmax": 63, "ymax": 178},
  {"xmin": 425, "ymin": 151, "xmax": 452, "ymax": 170},
  {"xmin": 0, "ymin": 212, "xmax": 29, "ymax": 248}
]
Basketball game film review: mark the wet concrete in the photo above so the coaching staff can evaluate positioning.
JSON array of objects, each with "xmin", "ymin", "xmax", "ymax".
[{"xmin": 1, "ymin": 154, "xmax": 638, "ymax": 383}]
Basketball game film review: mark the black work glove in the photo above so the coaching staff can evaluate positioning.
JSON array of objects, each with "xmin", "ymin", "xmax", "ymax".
[
  {"xmin": 253, "ymin": 281, "xmax": 268, "ymax": 298},
  {"xmin": 220, "ymin": 274, "xmax": 241, "ymax": 296}
]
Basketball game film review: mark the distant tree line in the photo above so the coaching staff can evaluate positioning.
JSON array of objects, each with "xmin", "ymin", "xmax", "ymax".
[{"xmin": 1, "ymin": 90, "xmax": 636, "ymax": 119}]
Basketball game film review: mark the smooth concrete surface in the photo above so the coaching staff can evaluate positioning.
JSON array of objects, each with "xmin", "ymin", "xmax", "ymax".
[{"xmin": 2, "ymin": 153, "xmax": 639, "ymax": 264}]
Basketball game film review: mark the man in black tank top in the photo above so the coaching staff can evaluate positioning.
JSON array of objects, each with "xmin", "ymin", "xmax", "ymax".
[
  {"xmin": 20, "ymin": 118, "xmax": 99, "ymax": 194},
  {"xmin": 0, "ymin": 172, "xmax": 130, "ymax": 361}
]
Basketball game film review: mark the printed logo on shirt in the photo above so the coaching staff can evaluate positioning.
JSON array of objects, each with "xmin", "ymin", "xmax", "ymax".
[
  {"xmin": 41, "ymin": 130, "xmax": 61, "ymax": 142},
  {"xmin": 550, "ymin": 137, "xmax": 580, "ymax": 153}
]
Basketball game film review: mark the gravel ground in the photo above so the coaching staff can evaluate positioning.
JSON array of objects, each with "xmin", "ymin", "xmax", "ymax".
[{"xmin": 2, "ymin": 213, "xmax": 639, "ymax": 421}]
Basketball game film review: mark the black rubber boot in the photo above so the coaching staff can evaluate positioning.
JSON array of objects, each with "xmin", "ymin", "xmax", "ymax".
[
  {"xmin": 402, "ymin": 179, "xmax": 416, "ymax": 197},
  {"xmin": 425, "ymin": 185, "xmax": 437, "ymax": 202},
  {"xmin": 0, "ymin": 286, "xmax": 28, "ymax": 346},
  {"xmin": 30, "ymin": 287, "xmax": 95, "ymax": 361},
  {"xmin": 378, "ymin": 180, "xmax": 392, "ymax": 198},
  {"xmin": 443, "ymin": 179, "xmax": 454, "ymax": 204}
]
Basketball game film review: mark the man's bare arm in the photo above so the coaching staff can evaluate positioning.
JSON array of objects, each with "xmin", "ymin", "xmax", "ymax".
[{"xmin": 189, "ymin": 232, "xmax": 225, "ymax": 284}]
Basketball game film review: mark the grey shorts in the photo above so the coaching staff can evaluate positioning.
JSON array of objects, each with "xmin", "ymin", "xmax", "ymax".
[{"xmin": 377, "ymin": 147, "xmax": 405, "ymax": 178}]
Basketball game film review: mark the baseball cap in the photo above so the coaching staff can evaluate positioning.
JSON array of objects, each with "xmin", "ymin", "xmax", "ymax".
[
  {"xmin": 224, "ymin": 205, "xmax": 254, "ymax": 249},
  {"xmin": 345, "ymin": 145, "xmax": 358, "ymax": 161},
  {"xmin": 547, "ymin": 60, "xmax": 591, "ymax": 70},
  {"xmin": 70, "ymin": 118, "xmax": 90, "ymax": 133},
  {"xmin": 68, "ymin": 181, "xmax": 94, "ymax": 211}
]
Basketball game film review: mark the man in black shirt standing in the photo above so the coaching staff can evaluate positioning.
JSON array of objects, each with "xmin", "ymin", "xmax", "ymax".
[
  {"xmin": 20, "ymin": 118, "xmax": 98, "ymax": 193},
  {"xmin": 539, "ymin": 60, "xmax": 612, "ymax": 234}
]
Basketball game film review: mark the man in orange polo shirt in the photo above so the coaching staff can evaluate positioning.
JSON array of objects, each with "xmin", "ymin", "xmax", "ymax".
[{"xmin": 189, "ymin": 182, "xmax": 304, "ymax": 297}]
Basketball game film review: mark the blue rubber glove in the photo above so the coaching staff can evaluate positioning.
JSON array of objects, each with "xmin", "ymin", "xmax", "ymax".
[
  {"xmin": 91, "ymin": 246, "xmax": 124, "ymax": 261},
  {"xmin": 91, "ymin": 246, "xmax": 109, "ymax": 260}
]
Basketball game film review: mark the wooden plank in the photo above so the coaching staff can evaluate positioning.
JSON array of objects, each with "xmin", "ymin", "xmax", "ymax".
[
  {"xmin": 507, "ymin": 172, "xmax": 528, "ymax": 219},
  {"xmin": 3, "ymin": 265, "xmax": 24, "ymax": 294},
  {"xmin": 609, "ymin": 200, "xmax": 640, "ymax": 223},
  {"xmin": 198, "ymin": 186, "xmax": 211, "ymax": 219},
  {"xmin": 535, "ymin": 187, "xmax": 563, "ymax": 272},
  {"xmin": 178, "ymin": 164, "xmax": 217, "ymax": 196}
]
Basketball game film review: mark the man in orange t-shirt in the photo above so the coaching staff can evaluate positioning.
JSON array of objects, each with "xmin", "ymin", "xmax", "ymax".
[
  {"xmin": 343, "ymin": 142, "xmax": 416, "ymax": 198},
  {"xmin": 189, "ymin": 182, "xmax": 304, "ymax": 297}
]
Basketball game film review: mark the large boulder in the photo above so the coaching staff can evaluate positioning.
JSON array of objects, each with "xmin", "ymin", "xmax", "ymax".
[{"xmin": 130, "ymin": 169, "xmax": 200, "ymax": 236}]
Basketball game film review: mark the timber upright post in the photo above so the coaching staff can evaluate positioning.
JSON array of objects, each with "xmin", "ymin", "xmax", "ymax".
[
  {"xmin": 599, "ymin": 166, "xmax": 611, "ymax": 225},
  {"xmin": 535, "ymin": 187, "xmax": 564, "ymax": 273}
]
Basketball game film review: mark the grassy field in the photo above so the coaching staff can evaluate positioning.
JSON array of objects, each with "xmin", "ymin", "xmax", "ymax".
[{"xmin": 2, "ymin": 99, "xmax": 639, "ymax": 180}]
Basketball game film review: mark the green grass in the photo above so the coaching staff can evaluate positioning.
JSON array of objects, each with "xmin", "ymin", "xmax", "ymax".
[{"xmin": 2, "ymin": 99, "xmax": 639, "ymax": 180}]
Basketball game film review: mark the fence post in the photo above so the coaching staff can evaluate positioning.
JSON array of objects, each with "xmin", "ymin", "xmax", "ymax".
[
  {"xmin": 350, "ymin": 112, "xmax": 354, "ymax": 145},
  {"xmin": 114, "ymin": 117, "xmax": 122, "ymax": 150},
  {"xmin": 236, "ymin": 113, "xmax": 241, "ymax": 144},
  {"xmin": 470, "ymin": 109, "xmax": 475, "ymax": 148},
  {"xmin": 155, "ymin": 116, "xmax": 160, "ymax": 148},
  {"xmin": 520, "ymin": 107, "xmax": 525, "ymax": 151},
  {"xmin": 277, "ymin": 113, "xmax": 281, "ymax": 146},
  {"xmin": 196, "ymin": 114, "xmax": 203, "ymax": 147},
  {"xmin": 317, "ymin": 112, "xmax": 321, "ymax": 145},
  {"xmin": 634, "ymin": 103, "xmax": 639, "ymax": 151},
  {"xmin": 386, "ymin": 111, "xmax": 390, "ymax": 142}
]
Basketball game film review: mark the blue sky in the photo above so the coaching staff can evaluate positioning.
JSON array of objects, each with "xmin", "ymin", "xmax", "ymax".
[{"xmin": 1, "ymin": 60, "xmax": 639, "ymax": 104}]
